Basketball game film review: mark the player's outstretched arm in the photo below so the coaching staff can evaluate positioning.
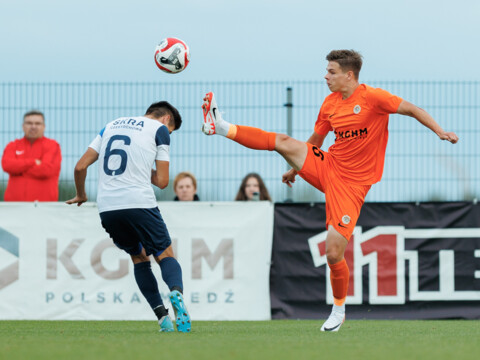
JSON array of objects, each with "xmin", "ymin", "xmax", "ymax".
[
  {"xmin": 66, "ymin": 148, "xmax": 99, "ymax": 206},
  {"xmin": 397, "ymin": 100, "xmax": 459, "ymax": 144}
]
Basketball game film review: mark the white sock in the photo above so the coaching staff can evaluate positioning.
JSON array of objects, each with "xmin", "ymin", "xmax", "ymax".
[
  {"xmin": 333, "ymin": 304, "xmax": 345, "ymax": 314},
  {"xmin": 215, "ymin": 115, "xmax": 232, "ymax": 137}
]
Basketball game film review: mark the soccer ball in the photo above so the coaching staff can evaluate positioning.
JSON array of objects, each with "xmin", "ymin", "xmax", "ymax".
[{"xmin": 154, "ymin": 38, "xmax": 190, "ymax": 74}]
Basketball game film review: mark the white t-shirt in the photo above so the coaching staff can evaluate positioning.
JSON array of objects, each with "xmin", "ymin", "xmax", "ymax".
[{"xmin": 89, "ymin": 116, "xmax": 170, "ymax": 213}]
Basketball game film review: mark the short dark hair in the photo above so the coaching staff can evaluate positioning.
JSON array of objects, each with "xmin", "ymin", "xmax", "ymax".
[
  {"xmin": 23, "ymin": 110, "xmax": 45, "ymax": 123},
  {"xmin": 145, "ymin": 101, "xmax": 182, "ymax": 130},
  {"xmin": 326, "ymin": 50, "xmax": 363, "ymax": 80}
]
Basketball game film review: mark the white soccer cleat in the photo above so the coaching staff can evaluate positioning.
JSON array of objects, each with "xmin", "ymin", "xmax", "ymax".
[
  {"xmin": 320, "ymin": 308, "xmax": 345, "ymax": 332},
  {"xmin": 201, "ymin": 92, "xmax": 222, "ymax": 135}
]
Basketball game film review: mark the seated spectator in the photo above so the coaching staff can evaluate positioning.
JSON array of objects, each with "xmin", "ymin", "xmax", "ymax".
[
  {"xmin": 173, "ymin": 172, "xmax": 200, "ymax": 201},
  {"xmin": 1, "ymin": 110, "xmax": 61, "ymax": 201},
  {"xmin": 235, "ymin": 173, "xmax": 272, "ymax": 201}
]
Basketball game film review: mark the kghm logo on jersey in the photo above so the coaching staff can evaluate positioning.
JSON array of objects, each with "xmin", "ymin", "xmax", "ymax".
[
  {"xmin": 334, "ymin": 128, "xmax": 368, "ymax": 142},
  {"xmin": 353, "ymin": 105, "xmax": 361, "ymax": 114}
]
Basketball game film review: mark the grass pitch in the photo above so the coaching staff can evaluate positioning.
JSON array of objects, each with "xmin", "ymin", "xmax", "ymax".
[{"xmin": 1, "ymin": 320, "xmax": 478, "ymax": 360}]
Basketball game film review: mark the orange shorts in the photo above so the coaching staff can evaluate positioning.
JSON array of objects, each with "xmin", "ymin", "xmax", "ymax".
[{"xmin": 297, "ymin": 144, "xmax": 371, "ymax": 240}]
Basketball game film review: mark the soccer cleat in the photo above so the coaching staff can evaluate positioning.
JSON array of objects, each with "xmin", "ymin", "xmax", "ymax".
[
  {"xmin": 158, "ymin": 314, "xmax": 174, "ymax": 332},
  {"xmin": 170, "ymin": 290, "xmax": 191, "ymax": 333},
  {"xmin": 202, "ymin": 92, "xmax": 223, "ymax": 135},
  {"xmin": 320, "ymin": 308, "xmax": 345, "ymax": 332}
]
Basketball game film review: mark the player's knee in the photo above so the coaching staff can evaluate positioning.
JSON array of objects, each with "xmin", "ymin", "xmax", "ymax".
[
  {"xmin": 131, "ymin": 253, "xmax": 150, "ymax": 264},
  {"xmin": 326, "ymin": 247, "xmax": 343, "ymax": 264},
  {"xmin": 155, "ymin": 247, "xmax": 175, "ymax": 263}
]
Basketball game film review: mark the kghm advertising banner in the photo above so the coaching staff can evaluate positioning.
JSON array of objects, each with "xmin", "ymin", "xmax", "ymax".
[
  {"xmin": 2, "ymin": 201, "xmax": 478, "ymax": 320},
  {"xmin": 271, "ymin": 202, "xmax": 480, "ymax": 320},
  {"xmin": 0, "ymin": 202, "xmax": 274, "ymax": 320}
]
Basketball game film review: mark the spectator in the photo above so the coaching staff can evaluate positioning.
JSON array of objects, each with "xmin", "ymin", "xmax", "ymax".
[
  {"xmin": 1, "ymin": 110, "xmax": 61, "ymax": 201},
  {"xmin": 235, "ymin": 173, "xmax": 272, "ymax": 201},
  {"xmin": 173, "ymin": 172, "xmax": 200, "ymax": 201}
]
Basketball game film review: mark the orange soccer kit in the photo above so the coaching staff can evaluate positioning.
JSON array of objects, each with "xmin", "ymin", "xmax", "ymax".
[
  {"xmin": 297, "ymin": 84, "xmax": 402, "ymax": 305},
  {"xmin": 298, "ymin": 84, "xmax": 403, "ymax": 240},
  {"xmin": 225, "ymin": 84, "xmax": 402, "ymax": 307}
]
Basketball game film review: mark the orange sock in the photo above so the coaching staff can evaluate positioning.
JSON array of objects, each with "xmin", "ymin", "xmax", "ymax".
[
  {"xmin": 328, "ymin": 258, "xmax": 349, "ymax": 306},
  {"xmin": 228, "ymin": 125, "xmax": 276, "ymax": 151}
]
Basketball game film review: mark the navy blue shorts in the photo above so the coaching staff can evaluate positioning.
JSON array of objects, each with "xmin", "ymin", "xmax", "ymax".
[{"xmin": 100, "ymin": 207, "xmax": 171, "ymax": 257}]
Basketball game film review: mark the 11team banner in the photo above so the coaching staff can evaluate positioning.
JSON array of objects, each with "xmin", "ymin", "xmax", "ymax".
[
  {"xmin": 0, "ymin": 202, "xmax": 274, "ymax": 320},
  {"xmin": 270, "ymin": 202, "xmax": 480, "ymax": 320}
]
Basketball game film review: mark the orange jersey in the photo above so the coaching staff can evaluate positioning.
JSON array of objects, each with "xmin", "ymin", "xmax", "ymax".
[{"xmin": 315, "ymin": 84, "xmax": 403, "ymax": 185}]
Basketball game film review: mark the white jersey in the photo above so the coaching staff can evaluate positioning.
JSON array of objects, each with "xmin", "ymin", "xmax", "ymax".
[{"xmin": 89, "ymin": 116, "xmax": 170, "ymax": 213}]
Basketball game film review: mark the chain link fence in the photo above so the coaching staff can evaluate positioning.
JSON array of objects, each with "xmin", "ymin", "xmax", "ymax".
[{"xmin": 1, "ymin": 81, "xmax": 478, "ymax": 202}]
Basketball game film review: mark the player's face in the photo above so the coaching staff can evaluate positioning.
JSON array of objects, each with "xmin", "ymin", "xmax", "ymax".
[
  {"xmin": 324, "ymin": 61, "xmax": 349, "ymax": 93},
  {"xmin": 23, "ymin": 115, "xmax": 45, "ymax": 141},
  {"xmin": 175, "ymin": 177, "xmax": 196, "ymax": 201},
  {"xmin": 244, "ymin": 177, "xmax": 260, "ymax": 200}
]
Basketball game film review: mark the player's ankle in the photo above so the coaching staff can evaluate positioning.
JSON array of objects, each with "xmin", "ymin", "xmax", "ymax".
[
  {"xmin": 226, "ymin": 124, "xmax": 237, "ymax": 139},
  {"xmin": 216, "ymin": 119, "xmax": 232, "ymax": 137},
  {"xmin": 153, "ymin": 305, "xmax": 168, "ymax": 320},
  {"xmin": 333, "ymin": 303, "xmax": 345, "ymax": 314},
  {"xmin": 170, "ymin": 286, "xmax": 183, "ymax": 294}
]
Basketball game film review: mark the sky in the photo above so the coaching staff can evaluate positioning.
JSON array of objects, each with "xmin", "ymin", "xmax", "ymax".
[{"xmin": 0, "ymin": 0, "xmax": 479, "ymax": 82}]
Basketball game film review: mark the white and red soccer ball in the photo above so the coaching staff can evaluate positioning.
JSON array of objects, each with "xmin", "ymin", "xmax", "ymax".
[{"xmin": 154, "ymin": 38, "xmax": 190, "ymax": 74}]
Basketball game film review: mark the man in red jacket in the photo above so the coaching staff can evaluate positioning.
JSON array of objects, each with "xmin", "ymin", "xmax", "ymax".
[{"xmin": 2, "ymin": 110, "xmax": 62, "ymax": 201}]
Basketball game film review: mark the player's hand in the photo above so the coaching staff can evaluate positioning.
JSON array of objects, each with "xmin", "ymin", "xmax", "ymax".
[
  {"xmin": 438, "ymin": 131, "xmax": 459, "ymax": 144},
  {"xmin": 282, "ymin": 168, "xmax": 298, "ymax": 188},
  {"xmin": 66, "ymin": 194, "xmax": 88, "ymax": 207}
]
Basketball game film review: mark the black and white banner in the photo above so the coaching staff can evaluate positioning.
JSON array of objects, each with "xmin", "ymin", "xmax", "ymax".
[
  {"xmin": 270, "ymin": 202, "xmax": 480, "ymax": 320},
  {"xmin": 2, "ymin": 201, "xmax": 478, "ymax": 320}
]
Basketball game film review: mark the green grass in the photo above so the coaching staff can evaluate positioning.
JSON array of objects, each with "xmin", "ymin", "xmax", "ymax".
[{"xmin": 1, "ymin": 320, "xmax": 479, "ymax": 360}]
